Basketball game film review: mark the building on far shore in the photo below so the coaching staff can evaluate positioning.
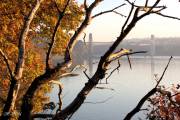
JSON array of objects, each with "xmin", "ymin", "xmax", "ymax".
[{"xmin": 72, "ymin": 35, "xmax": 180, "ymax": 65}]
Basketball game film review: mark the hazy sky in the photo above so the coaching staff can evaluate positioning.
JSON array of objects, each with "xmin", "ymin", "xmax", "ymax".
[{"xmin": 77, "ymin": 0, "xmax": 180, "ymax": 42}]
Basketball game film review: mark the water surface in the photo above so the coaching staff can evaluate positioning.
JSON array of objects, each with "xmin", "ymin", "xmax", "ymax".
[{"xmin": 50, "ymin": 57, "xmax": 180, "ymax": 120}]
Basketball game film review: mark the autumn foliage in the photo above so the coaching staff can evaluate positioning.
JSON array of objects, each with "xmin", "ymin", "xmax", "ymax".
[
  {"xmin": 0, "ymin": 0, "xmax": 83, "ymax": 115},
  {"xmin": 147, "ymin": 85, "xmax": 180, "ymax": 120}
]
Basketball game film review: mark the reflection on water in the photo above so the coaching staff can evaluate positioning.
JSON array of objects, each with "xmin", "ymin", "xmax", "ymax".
[{"xmin": 50, "ymin": 57, "xmax": 179, "ymax": 120}]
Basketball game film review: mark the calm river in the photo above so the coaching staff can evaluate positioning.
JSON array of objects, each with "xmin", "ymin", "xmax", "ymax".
[{"xmin": 49, "ymin": 57, "xmax": 180, "ymax": 120}]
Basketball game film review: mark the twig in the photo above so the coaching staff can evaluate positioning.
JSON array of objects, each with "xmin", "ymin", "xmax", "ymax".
[
  {"xmin": 70, "ymin": 64, "xmax": 87, "ymax": 73},
  {"xmin": 155, "ymin": 56, "xmax": 173, "ymax": 88},
  {"xmin": 0, "ymin": 49, "xmax": 14, "ymax": 80},
  {"xmin": 106, "ymin": 60, "xmax": 121, "ymax": 83},
  {"xmin": 83, "ymin": 68, "xmax": 90, "ymax": 80},
  {"xmin": 84, "ymin": 96, "xmax": 113, "ymax": 104},
  {"xmin": 92, "ymin": 4, "xmax": 126, "ymax": 18},
  {"xmin": 137, "ymin": 0, "xmax": 162, "ymax": 20},
  {"xmin": 121, "ymin": 3, "xmax": 134, "ymax": 32},
  {"xmin": 127, "ymin": 54, "xmax": 132, "ymax": 69},
  {"xmin": 140, "ymin": 108, "xmax": 148, "ymax": 111},
  {"xmin": 155, "ymin": 13, "xmax": 180, "ymax": 21},
  {"xmin": 95, "ymin": 86, "xmax": 115, "ymax": 91},
  {"xmin": 125, "ymin": 0, "xmax": 164, "ymax": 9},
  {"xmin": 58, "ymin": 73, "xmax": 79, "ymax": 78},
  {"xmin": 113, "ymin": 11, "xmax": 126, "ymax": 17},
  {"xmin": 117, "ymin": 60, "xmax": 121, "ymax": 73}
]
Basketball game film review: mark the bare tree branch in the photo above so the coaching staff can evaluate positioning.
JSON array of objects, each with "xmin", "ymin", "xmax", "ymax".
[
  {"xmin": 20, "ymin": 0, "xmax": 104, "ymax": 119},
  {"xmin": 105, "ymin": 60, "xmax": 121, "ymax": 83},
  {"xmin": 92, "ymin": 4, "xmax": 126, "ymax": 19},
  {"xmin": 49, "ymin": 80, "xmax": 63, "ymax": 113},
  {"xmin": 84, "ymin": 0, "xmax": 88, "ymax": 10},
  {"xmin": 20, "ymin": 0, "xmax": 174, "ymax": 120},
  {"xmin": 125, "ymin": 0, "xmax": 164, "ymax": 9},
  {"xmin": 64, "ymin": 0, "xmax": 103, "ymax": 62},
  {"xmin": 124, "ymin": 56, "xmax": 173, "ymax": 120},
  {"xmin": 46, "ymin": 0, "xmax": 71, "ymax": 70},
  {"xmin": 145, "ymin": 0, "xmax": 148, "ymax": 7},
  {"xmin": 83, "ymin": 68, "xmax": 91, "ymax": 80},
  {"xmin": 84, "ymin": 96, "xmax": 113, "ymax": 104},
  {"xmin": 155, "ymin": 56, "xmax": 172, "ymax": 88},
  {"xmin": 105, "ymin": 50, "xmax": 146, "ymax": 83},
  {"xmin": 108, "ymin": 48, "xmax": 131, "ymax": 61},
  {"xmin": 127, "ymin": 54, "xmax": 132, "ymax": 69},
  {"xmin": 70, "ymin": 64, "xmax": 87, "ymax": 73},
  {"xmin": 0, "ymin": 49, "xmax": 14, "ymax": 80},
  {"xmin": 121, "ymin": 3, "xmax": 134, "ymax": 32},
  {"xmin": 95, "ymin": 86, "xmax": 115, "ymax": 91},
  {"xmin": 1, "ymin": 1, "xmax": 44, "ymax": 120},
  {"xmin": 58, "ymin": 73, "xmax": 79, "ymax": 78},
  {"xmin": 109, "ymin": 51, "xmax": 147, "ymax": 63},
  {"xmin": 112, "ymin": 11, "xmax": 126, "ymax": 17},
  {"xmin": 66, "ymin": 96, "xmax": 113, "ymax": 120},
  {"xmin": 124, "ymin": 88, "xmax": 156, "ymax": 120},
  {"xmin": 53, "ymin": 1, "xmax": 161, "ymax": 118},
  {"xmin": 15, "ymin": 0, "xmax": 44, "ymax": 79},
  {"xmin": 155, "ymin": 12, "xmax": 180, "ymax": 21},
  {"xmin": 137, "ymin": 0, "xmax": 161, "ymax": 20}
]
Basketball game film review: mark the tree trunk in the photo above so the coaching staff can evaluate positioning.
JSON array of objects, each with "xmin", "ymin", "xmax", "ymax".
[
  {"xmin": 0, "ymin": 1, "xmax": 43, "ymax": 119},
  {"xmin": 0, "ymin": 80, "xmax": 20, "ymax": 120}
]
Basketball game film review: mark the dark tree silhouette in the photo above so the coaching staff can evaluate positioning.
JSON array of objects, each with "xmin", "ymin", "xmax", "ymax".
[{"xmin": 0, "ymin": 0, "xmax": 180, "ymax": 120}]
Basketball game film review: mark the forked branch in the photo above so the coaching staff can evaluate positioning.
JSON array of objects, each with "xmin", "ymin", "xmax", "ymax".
[{"xmin": 46, "ymin": 0, "xmax": 71, "ymax": 70}]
